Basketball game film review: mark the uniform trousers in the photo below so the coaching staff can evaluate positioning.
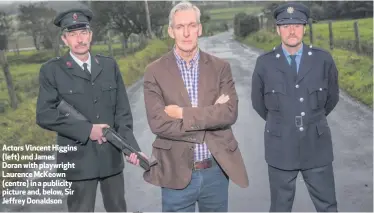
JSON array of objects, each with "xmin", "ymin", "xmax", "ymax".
[
  {"xmin": 67, "ymin": 171, "xmax": 127, "ymax": 212},
  {"xmin": 268, "ymin": 163, "xmax": 338, "ymax": 212}
]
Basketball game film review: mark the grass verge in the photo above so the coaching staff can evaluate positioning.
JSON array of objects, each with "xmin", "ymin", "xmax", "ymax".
[
  {"xmin": 0, "ymin": 39, "xmax": 171, "ymax": 190},
  {"xmin": 207, "ymin": 6, "xmax": 263, "ymax": 21},
  {"xmin": 237, "ymin": 29, "xmax": 373, "ymax": 108}
]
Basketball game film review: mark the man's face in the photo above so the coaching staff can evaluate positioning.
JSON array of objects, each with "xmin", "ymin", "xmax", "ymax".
[
  {"xmin": 61, "ymin": 28, "xmax": 92, "ymax": 55},
  {"xmin": 277, "ymin": 24, "xmax": 305, "ymax": 48},
  {"xmin": 168, "ymin": 9, "xmax": 202, "ymax": 53}
]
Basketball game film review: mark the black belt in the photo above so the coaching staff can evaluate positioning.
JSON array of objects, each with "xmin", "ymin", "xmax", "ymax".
[{"xmin": 295, "ymin": 112, "xmax": 325, "ymax": 128}]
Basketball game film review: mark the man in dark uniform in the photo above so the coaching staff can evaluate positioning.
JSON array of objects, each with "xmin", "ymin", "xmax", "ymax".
[
  {"xmin": 36, "ymin": 9, "xmax": 146, "ymax": 212},
  {"xmin": 251, "ymin": 2, "xmax": 339, "ymax": 212}
]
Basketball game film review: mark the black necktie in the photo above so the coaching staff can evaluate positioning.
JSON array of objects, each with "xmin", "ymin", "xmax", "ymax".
[
  {"xmin": 83, "ymin": 63, "xmax": 91, "ymax": 76},
  {"xmin": 290, "ymin": 55, "xmax": 297, "ymax": 82},
  {"xmin": 290, "ymin": 55, "xmax": 297, "ymax": 74}
]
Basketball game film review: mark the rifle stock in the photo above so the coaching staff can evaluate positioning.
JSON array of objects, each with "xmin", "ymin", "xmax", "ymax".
[{"xmin": 56, "ymin": 99, "xmax": 157, "ymax": 171}]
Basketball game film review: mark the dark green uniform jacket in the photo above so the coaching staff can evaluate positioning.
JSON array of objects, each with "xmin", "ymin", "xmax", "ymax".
[
  {"xmin": 36, "ymin": 52, "xmax": 141, "ymax": 181},
  {"xmin": 251, "ymin": 43, "xmax": 339, "ymax": 170}
]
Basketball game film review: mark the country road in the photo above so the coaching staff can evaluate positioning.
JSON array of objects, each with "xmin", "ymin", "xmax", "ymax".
[{"xmin": 1, "ymin": 30, "xmax": 372, "ymax": 212}]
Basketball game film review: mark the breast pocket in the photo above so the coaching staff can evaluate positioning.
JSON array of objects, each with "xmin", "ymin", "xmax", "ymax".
[
  {"xmin": 264, "ymin": 83, "xmax": 286, "ymax": 111},
  {"xmin": 59, "ymin": 85, "xmax": 85, "ymax": 103},
  {"xmin": 307, "ymin": 81, "xmax": 328, "ymax": 110},
  {"xmin": 101, "ymin": 81, "xmax": 117, "ymax": 107}
]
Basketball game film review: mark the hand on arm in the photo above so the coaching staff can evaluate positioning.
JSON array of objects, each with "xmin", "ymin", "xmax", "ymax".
[
  {"xmin": 214, "ymin": 94, "xmax": 230, "ymax": 105},
  {"xmin": 164, "ymin": 94, "xmax": 230, "ymax": 119},
  {"xmin": 180, "ymin": 62, "xmax": 239, "ymax": 131},
  {"xmin": 143, "ymin": 68, "xmax": 205, "ymax": 143}
]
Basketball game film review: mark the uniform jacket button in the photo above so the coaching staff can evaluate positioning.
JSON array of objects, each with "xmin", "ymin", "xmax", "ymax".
[
  {"xmin": 295, "ymin": 84, "xmax": 299, "ymax": 88},
  {"xmin": 299, "ymin": 97, "xmax": 304, "ymax": 102},
  {"xmin": 301, "ymin": 112, "xmax": 305, "ymax": 116},
  {"xmin": 299, "ymin": 127, "xmax": 304, "ymax": 131}
]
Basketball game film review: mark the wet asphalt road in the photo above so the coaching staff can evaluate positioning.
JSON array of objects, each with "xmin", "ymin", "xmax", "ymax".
[
  {"xmin": 3, "ymin": 31, "xmax": 372, "ymax": 212},
  {"xmin": 107, "ymin": 31, "xmax": 373, "ymax": 212}
]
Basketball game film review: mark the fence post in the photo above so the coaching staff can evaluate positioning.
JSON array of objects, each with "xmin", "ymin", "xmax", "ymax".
[
  {"xmin": 15, "ymin": 37, "xmax": 20, "ymax": 56},
  {"xmin": 260, "ymin": 15, "xmax": 264, "ymax": 29},
  {"xmin": 238, "ymin": 18, "xmax": 241, "ymax": 37},
  {"xmin": 308, "ymin": 18, "xmax": 314, "ymax": 45},
  {"xmin": 54, "ymin": 34, "xmax": 60, "ymax": 57},
  {"xmin": 0, "ymin": 49, "xmax": 18, "ymax": 110},
  {"xmin": 353, "ymin": 21, "xmax": 361, "ymax": 54},
  {"xmin": 107, "ymin": 30, "xmax": 113, "ymax": 57},
  {"xmin": 328, "ymin": 21, "xmax": 334, "ymax": 50}
]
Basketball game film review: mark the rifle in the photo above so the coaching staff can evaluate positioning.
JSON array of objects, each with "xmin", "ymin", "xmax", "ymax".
[{"xmin": 56, "ymin": 99, "xmax": 157, "ymax": 171}]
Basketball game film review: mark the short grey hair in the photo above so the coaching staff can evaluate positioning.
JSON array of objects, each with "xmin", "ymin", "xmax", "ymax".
[{"xmin": 168, "ymin": 1, "xmax": 201, "ymax": 27}]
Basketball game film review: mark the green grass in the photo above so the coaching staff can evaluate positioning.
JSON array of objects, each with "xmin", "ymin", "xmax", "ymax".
[
  {"xmin": 207, "ymin": 6, "xmax": 263, "ymax": 21},
  {"xmin": 0, "ymin": 42, "xmax": 145, "ymax": 111},
  {"xmin": 0, "ymin": 63, "xmax": 42, "ymax": 109},
  {"xmin": 312, "ymin": 18, "xmax": 372, "ymax": 45},
  {"xmin": 0, "ymin": 39, "xmax": 168, "ymax": 112},
  {"xmin": 238, "ymin": 25, "xmax": 373, "ymax": 108},
  {"xmin": 308, "ymin": 18, "xmax": 373, "ymax": 55},
  {"xmin": 114, "ymin": 39, "xmax": 170, "ymax": 86},
  {"xmin": 0, "ymin": 38, "xmax": 171, "ymax": 190},
  {"xmin": 5, "ymin": 42, "xmax": 141, "ymax": 65},
  {"xmin": 208, "ymin": 6, "xmax": 263, "ymax": 15},
  {"xmin": 7, "ymin": 36, "xmax": 35, "ymax": 50},
  {"xmin": 201, "ymin": 6, "xmax": 264, "ymax": 36}
]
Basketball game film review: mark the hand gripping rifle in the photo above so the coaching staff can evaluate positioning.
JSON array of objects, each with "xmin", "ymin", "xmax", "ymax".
[{"xmin": 57, "ymin": 99, "xmax": 157, "ymax": 171}]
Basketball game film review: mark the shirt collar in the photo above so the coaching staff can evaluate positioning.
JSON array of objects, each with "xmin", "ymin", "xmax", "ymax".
[
  {"xmin": 281, "ymin": 43, "xmax": 303, "ymax": 58},
  {"xmin": 69, "ymin": 51, "xmax": 91, "ymax": 71},
  {"xmin": 173, "ymin": 46, "xmax": 200, "ymax": 66}
]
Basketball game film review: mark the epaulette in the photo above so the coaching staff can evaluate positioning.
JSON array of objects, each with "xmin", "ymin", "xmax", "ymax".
[
  {"xmin": 48, "ymin": 56, "xmax": 61, "ymax": 62},
  {"xmin": 43, "ymin": 57, "xmax": 61, "ymax": 66},
  {"xmin": 95, "ymin": 54, "xmax": 115, "ymax": 63},
  {"xmin": 259, "ymin": 47, "xmax": 276, "ymax": 58},
  {"xmin": 95, "ymin": 54, "xmax": 114, "ymax": 59},
  {"xmin": 307, "ymin": 44, "xmax": 329, "ymax": 53},
  {"xmin": 311, "ymin": 47, "xmax": 329, "ymax": 53}
]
